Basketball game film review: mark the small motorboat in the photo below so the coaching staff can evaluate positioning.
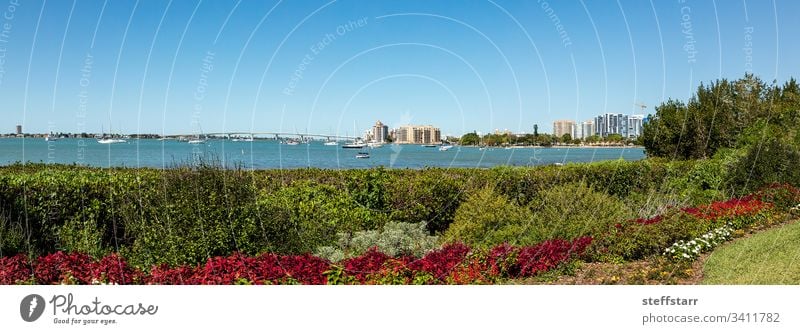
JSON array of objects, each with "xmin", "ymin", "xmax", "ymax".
[{"xmin": 355, "ymin": 152, "xmax": 370, "ymax": 159}]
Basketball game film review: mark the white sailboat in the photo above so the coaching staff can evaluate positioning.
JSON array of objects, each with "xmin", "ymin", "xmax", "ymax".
[
  {"xmin": 97, "ymin": 125, "xmax": 126, "ymax": 144},
  {"xmin": 188, "ymin": 124, "xmax": 206, "ymax": 144},
  {"xmin": 342, "ymin": 122, "xmax": 366, "ymax": 148}
]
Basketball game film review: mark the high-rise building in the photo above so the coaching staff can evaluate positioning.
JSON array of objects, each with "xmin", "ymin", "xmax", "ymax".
[
  {"xmin": 626, "ymin": 115, "xmax": 644, "ymax": 138},
  {"xmin": 16, "ymin": 124, "xmax": 22, "ymax": 135},
  {"xmin": 395, "ymin": 125, "xmax": 441, "ymax": 144},
  {"xmin": 594, "ymin": 113, "xmax": 628, "ymax": 138},
  {"xmin": 553, "ymin": 120, "xmax": 575, "ymax": 138},
  {"xmin": 592, "ymin": 113, "xmax": 645, "ymax": 139},
  {"xmin": 372, "ymin": 120, "xmax": 389, "ymax": 143},
  {"xmin": 581, "ymin": 120, "xmax": 594, "ymax": 139}
]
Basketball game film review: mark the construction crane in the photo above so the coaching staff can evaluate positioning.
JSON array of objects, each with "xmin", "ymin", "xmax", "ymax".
[{"xmin": 634, "ymin": 102, "xmax": 647, "ymax": 114}]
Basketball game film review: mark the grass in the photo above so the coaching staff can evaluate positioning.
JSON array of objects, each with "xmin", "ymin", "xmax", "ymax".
[{"xmin": 702, "ymin": 220, "xmax": 800, "ymax": 284}]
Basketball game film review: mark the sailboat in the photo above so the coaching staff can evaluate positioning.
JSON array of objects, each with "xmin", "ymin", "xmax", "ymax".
[
  {"xmin": 97, "ymin": 125, "xmax": 126, "ymax": 144},
  {"xmin": 341, "ymin": 121, "xmax": 366, "ymax": 148},
  {"xmin": 188, "ymin": 124, "xmax": 206, "ymax": 144}
]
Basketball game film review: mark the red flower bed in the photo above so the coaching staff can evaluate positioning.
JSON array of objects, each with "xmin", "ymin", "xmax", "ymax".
[
  {"xmin": 191, "ymin": 253, "xmax": 259, "ymax": 285},
  {"xmin": 148, "ymin": 264, "xmax": 197, "ymax": 285},
  {"xmin": 342, "ymin": 248, "xmax": 390, "ymax": 283},
  {"xmin": 0, "ymin": 254, "xmax": 32, "ymax": 284},
  {"xmin": 34, "ymin": 252, "xmax": 95, "ymax": 284},
  {"xmin": 681, "ymin": 197, "xmax": 771, "ymax": 221},
  {"xmin": 407, "ymin": 243, "xmax": 471, "ymax": 280},
  {"xmin": 92, "ymin": 253, "xmax": 141, "ymax": 285},
  {"xmin": 1, "ymin": 238, "xmax": 592, "ymax": 285},
  {"xmin": 518, "ymin": 237, "xmax": 592, "ymax": 277},
  {"xmin": 273, "ymin": 254, "xmax": 330, "ymax": 285}
]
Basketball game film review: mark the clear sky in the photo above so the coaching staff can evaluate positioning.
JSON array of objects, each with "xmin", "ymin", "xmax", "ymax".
[{"xmin": 1, "ymin": 0, "xmax": 798, "ymax": 136}]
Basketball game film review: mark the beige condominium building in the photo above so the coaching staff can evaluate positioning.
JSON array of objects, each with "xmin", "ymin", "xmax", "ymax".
[
  {"xmin": 553, "ymin": 120, "xmax": 575, "ymax": 138},
  {"xmin": 394, "ymin": 125, "xmax": 441, "ymax": 144},
  {"xmin": 372, "ymin": 120, "xmax": 389, "ymax": 143}
]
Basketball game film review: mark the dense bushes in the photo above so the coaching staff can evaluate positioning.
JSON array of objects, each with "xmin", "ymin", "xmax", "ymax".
[
  {"xmin": 529, "ymin": 183, "xmax": 633, "ymax": 242},
  {"xmin": 444, "ymin": 183, "xmax": 632, "ymax": 248},
  {"xmin": 727, "ymin": 138, "xmax": 800, "ymax": 194},
  {"xmin": 0, "ymin": 158, "xmax": 697, "ymax": 268},
  {"xmin": 442, "ymin": 187, "xmax": 530, "ymax": 247}
]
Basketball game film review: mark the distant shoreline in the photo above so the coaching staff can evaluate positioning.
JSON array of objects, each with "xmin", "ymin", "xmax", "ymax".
[{"xmin": 457, "ymin": 144, "xmax": 644, "ymax": 149}]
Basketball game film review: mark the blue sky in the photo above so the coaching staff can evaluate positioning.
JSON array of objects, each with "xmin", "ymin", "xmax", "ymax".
[{"xmin": 1, "ymin": 0, "xmax": 798, "ymax": 136}]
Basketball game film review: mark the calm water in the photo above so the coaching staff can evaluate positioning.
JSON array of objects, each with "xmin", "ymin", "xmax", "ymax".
[{"xmin": 0, "ymin": 138, "xmax": 645, "ymax": 169}]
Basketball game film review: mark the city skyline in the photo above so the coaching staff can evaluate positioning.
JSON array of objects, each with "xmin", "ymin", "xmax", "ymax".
[{"xmin": 1, "ymin": 1, "xmax": 798, "ymax": 136}]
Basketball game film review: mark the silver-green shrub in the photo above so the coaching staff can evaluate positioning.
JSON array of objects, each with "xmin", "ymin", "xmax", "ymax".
[{"xmin": 315, "ymin": 221, "xmax": 438, "ymax": 261}]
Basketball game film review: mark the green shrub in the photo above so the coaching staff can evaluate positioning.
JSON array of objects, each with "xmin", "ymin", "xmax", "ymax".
[
  {"xmin": 442, "ymin": 187, "xmax": 530, "ymax": 247},
  {"xmin": 255, "ymin": 181, "xmax": 386, "ymax": 255},
  {"xmin": 347, "ymin": 167, "xmax": 390, "ymax": 221},
  {"xmin": 58, "ymin": 217, "xmax": 106, "ymax": 258},
  {"xmin": 387, "ymin": 169, "xmax": 465, "ymax": 233},
  {"xmin": 0, "ymin": 209, "xmax": 24, "ymax": 256},
  {"xmin": 623, "ymin": 189, "xmax": 689, "ymax": 222},
  {"xmin": 727, "ymin": 139, "xmax": 800, "ymax": 195},
  {"xmin": 529, "ymin": 182, "xmax": 634, "ymax": 242}
]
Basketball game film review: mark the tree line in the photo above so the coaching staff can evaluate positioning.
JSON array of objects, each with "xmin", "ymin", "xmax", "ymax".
[{"xmin": 641, "ymin": 74, "xmax": 800, "ymax": 159}]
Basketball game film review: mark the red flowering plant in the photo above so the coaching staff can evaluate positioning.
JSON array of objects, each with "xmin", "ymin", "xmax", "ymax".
[
  {"xmin": 34, "ymin": 251, "xmax": 95, "ymax": 284},
  {"xmin": 92, "ymin": 253, "xmax": 142, "ymax": 285},
  {"xmin": 147, "ymin": 264, "xmax": 197, "ymax": 285},
  {"xmin": 3, "ymin": 237, "xmax": 592, "ymax": 285},
  {"xmin": 681, "ymin": 196, "xmax": 773, "ymax": 230},
  {"xmin": 273, "ymin": 254, "xmax": 330, "ymax": 285},
  {"xmin": 250, "ymin": 253, "xmax": 298, "ymax": 284},
  {"xmin": 341, "ymin": 247, "xmax": 390, "ymax": 283},
  {"xmin": 751, "ymin": 183, "xmax": 800, "ymax": 213},
  {"xmin": 407, "ymin": 243, "xmax": 471, "ymax": 283},
  {"xmin": 190, "ymin": 253, "xmax": 259, "ymax": 285},
  {"xmin": 517, "ymin": 237, "xmax": 592, "ymax": 277},
  {"xmin": 446, "ymin": 250, "xmax": 495, "ymax": 284},
  {"xmin": 0, "ymin": 254, "xmax": 32, "ymax": 284},
  {"xmin": 488, "ymin": 243, "xmax": 520, "ymax": 278}
]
